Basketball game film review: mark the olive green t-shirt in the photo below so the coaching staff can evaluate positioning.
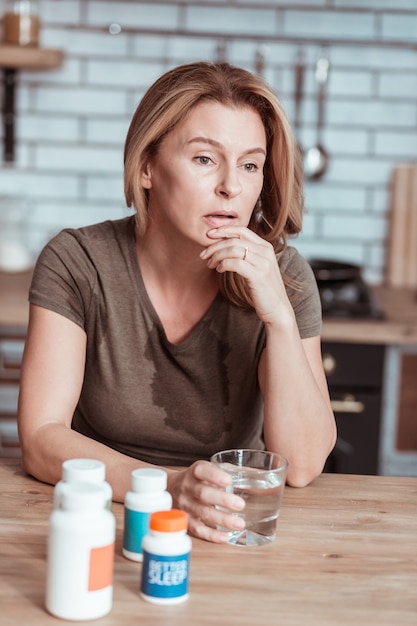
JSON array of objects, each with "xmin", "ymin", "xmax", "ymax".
[{"xmin": 29, "ymin": 216, "xmax": 321, "ymax": 466}]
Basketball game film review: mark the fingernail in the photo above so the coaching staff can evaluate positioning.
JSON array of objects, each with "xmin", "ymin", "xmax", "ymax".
[
  {"xmin": 207, "ymin": 228, "xmax": 218, "ymax": 235},
  {"xmin": 231, "ymin": 496, "xmax": 245, "ymax": 510},
  {"xmin": 232, "ymin": 516, "xmax": 245, "ymax": 530},
  {"xmin": 200, "ymin": 248, "xmax": 207, "ymax": 258},
  {"xmin": 218, "ymin": 475, "xmax": 231, "ymax": 487}
]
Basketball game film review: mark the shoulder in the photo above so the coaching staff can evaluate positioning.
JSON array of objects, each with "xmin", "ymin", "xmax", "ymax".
[
  {"xmin": 278, "ymin": 246, "xmax": 322, "ymax": 339},
  {"xmin": 29, "ymin": 216, "xmax": 135, "ymax": 328},
  {"xmin": 38, "ymin": 216, "xmax": 135, "ymax": 271},
  {"xmin": 52, "ymin": 215, "xmax": 134, "ymax": 249},
  {"xmin": 277, "ymin": 245, "xmax": 314, "ymax": 280}
]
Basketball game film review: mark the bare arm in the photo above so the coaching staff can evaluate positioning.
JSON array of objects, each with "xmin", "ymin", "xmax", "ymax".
[
  {"xmin": 17, "ymin": 304, "xmax": 140, "ymax": 499},
  {"xmin": 259, "ymin": 330, "xmax": 336, "ymax": 487},
  {"xmin": 202, "ymin": 226, "xmax": 336, "ymax": 486},
  {"xmin": 18, "ymin": 304, "xmax": 244, "ymax": 541}
]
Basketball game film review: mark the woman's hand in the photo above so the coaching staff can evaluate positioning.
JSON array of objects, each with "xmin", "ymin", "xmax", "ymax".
[
  {"xmin": 167, "ymin": 460, "xmax": 245, "ymax": 543},
  {"xmin": 200, "ymin": 225, "xmax": 293, "ymax": 327}
]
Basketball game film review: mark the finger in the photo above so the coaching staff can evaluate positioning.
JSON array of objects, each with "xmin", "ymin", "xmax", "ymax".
[
  {"xmin": 205, "ymin": 244, "xmax": 277, "ymax": 277},
  {"xmin": 191, "ymin": 459, "xmax": 231, "ymax": 488},
  {"xmin": 197, "ymin": 501, "xmax": 245, "ymax": 529},
  {"xmin": 170, "ymin": 463, "xmax": 247, "ymax": 543},
  {"xmin": 187, "ymin": 502, "xmax": 245, "ymax": 541},
  {"xmin": 200, "ymin": 237, "xmax": 241, "ymax": 259},
  {"xmin": 206, "ymin": 243, "xmax": 257, "ymax": 269},
  {"xmin": 172, "ymin": 463, "xmax": 244, "ymax": 513},
  {"xmin": 187, "ymin": 517, "xmax": 230, "ymax": 543},
  {"xmin": 201, "ymin": 233, "xmax": 272, "ymax": 263},
  {"xmin": 206, "ymin": 226, "xmax": 265, "ymax": 243},
  {"xmin": 194, "ymin": 482, "xmax": 245, "ymax": 512}
]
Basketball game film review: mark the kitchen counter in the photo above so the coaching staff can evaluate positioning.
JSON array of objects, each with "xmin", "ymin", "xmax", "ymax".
[
  {"xmin": 1, "ymin": 458, "xmax": 416, "ymax": 625},
  {"xmin": 1, "ymin": 270, "xmax": 417, "ymax": 344},
  {"xmin": 322, "ymin": 285, "xmax": 417, "ymax": 345}
]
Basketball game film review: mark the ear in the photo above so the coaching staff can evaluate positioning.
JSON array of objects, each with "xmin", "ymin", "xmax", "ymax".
[{"xmin": 141, "ymin": 162, "xmax": 153, "ymax": 189}]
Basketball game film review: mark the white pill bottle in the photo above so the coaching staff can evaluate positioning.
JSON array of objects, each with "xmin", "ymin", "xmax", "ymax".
[
  {"xmin": 54, "ymin": 458, "xmax": 113, "ymax": 510},
  {"xmin": 123, "ymin": 467, "xmax": 172, "ymax": 562},
  {"xmin": 46, "ymin": 482, "xmax": 116, "ymax": 621},
  {"xmin": 141, "ymin": 509, "xmax": 191, "ymax": 605}
]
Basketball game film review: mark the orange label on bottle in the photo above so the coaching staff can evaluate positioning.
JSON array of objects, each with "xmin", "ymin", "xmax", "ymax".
[{"xmin": 88, "ymin": 543, "xmax": 114, "ymax": 591}]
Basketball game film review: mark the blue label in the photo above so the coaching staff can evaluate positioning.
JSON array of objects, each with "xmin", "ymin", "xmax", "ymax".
[
  {"xmin": 141, "ymin": 552, "xmax": 189, "ymax": 599},
  {"xmin": 123, "ymin": 509, "xmax": 150, "ymax": 554}
]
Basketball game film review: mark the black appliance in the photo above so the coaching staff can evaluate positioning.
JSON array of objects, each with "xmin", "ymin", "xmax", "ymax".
[
  {"xmin": 321, "ymin": 342, "xmax": 384, "ymax": 475},
  {"xmin": 309, "ymin": 259, "xmax": 385, "ymax": 475},
  {"xmin": 309, "ymin": 259, "xmax": 383, "ymax": 319}
]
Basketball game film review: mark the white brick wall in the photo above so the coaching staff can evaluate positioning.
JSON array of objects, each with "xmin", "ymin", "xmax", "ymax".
[{"xmin": 1, "ymin": 0, "xmax": 417, "ymax": 283}]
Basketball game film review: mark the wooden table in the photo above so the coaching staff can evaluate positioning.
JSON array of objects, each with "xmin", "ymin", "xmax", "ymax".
[{"xmin": 1, "ymin": 459, "xmax": 416, "ymax": 625}]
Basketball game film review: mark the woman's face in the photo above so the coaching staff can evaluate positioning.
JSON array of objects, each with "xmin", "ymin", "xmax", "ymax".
[{"xmin": 141, "ymin": 100, "xmax": 267, "ymax": 247}]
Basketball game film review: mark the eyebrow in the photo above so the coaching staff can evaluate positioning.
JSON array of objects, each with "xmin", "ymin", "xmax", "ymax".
[{"xmin": 187, "ymin": 136, "xmax": 266, "ymax": 157}]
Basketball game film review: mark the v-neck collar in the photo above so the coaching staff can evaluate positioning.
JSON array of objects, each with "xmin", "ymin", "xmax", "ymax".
[{"xmin": 126, "ymin": 216, "xmax": 223, "ymax": 350}]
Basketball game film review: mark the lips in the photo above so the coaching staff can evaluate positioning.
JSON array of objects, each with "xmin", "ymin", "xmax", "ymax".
[{"xmin": 204, "ymin": 211, "xmax": 238, "ymax": 227}]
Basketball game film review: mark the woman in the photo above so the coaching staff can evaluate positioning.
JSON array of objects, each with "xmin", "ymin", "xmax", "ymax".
[{"xmin": 18, "ymin": 61, "xmax": 336, "ymax": 542}]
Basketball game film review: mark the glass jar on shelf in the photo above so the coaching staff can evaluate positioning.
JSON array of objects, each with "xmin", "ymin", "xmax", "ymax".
[
  {"xmin": 2, "ymin": 0, "xmax": 41, "ymax": 47},
  {"xmin": 0, "ymin": 195, "xmax": 33, "ymax": 273}
]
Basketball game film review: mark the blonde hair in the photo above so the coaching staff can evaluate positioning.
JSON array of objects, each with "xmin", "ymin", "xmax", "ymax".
[{"xmin": 124, "ymin": 61, "xmax": 304, "ymax": 308}]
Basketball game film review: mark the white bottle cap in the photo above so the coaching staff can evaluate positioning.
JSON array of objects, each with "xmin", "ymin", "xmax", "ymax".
[
  {"xmin": 60, "ymin": 482, "xmax": 109, "ymax": 511},
  {"xmin": 131, "ymin": 468, "xmax": 168, "ymax": 493},
  {"xmin": 62, "ymin": 458, "xmax": 106, "ymax": 483}
]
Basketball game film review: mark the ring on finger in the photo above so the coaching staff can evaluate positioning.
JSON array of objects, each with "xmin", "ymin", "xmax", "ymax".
[{"xmin": 242, "ymin": 246, "xmax": 249, "ymax": 261}]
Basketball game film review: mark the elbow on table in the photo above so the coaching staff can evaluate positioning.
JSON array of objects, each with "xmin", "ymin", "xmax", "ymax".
[
  {"xmin": 18, "ymin": 419, "xmax": 67, "ymax": 485},
  {"xmin": 286, "ymin": 473, "xmax": 316, "ymax": 489},
  {"xmin": 19, "ymin": 431, "xmax": 51, "ymax": 485},
  {"xmin": 285, "ymin": 460, "xmax": 326, "ymax": 489},
  {"xmin": 20, "ymin": 442, "xmax": 38, "ymax": 480}
]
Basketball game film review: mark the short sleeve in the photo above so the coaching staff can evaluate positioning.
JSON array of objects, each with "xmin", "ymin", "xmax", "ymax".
[
  {"xmin": 278, "ymin": 246, "xmax": 322, "ymax": 339},
  {"xmin": 29, "ymin": 229, "xmax": 97, "ymax": 330}
]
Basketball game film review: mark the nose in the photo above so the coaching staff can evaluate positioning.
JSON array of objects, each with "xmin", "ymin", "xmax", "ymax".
[{"xmin": 215, "ymin": 164, "xmax": 242, "ymax": 198}]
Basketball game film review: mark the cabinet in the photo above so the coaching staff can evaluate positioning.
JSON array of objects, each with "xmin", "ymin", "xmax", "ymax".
[
  {"xmin": 322, "ymin": 342, "xmax": 385, "ymax": 475},
  {"xmin": 0, "ymin": 325, "xmax": 25, "ymax": 456}
]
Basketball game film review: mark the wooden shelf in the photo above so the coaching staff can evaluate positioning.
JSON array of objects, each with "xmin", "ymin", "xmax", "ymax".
[{"xmin": 0, "ymin": 44, "xmax": 64, "ymax": 69}]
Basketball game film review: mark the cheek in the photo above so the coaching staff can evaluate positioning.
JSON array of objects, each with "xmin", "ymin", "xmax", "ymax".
[
  {"xmin": 157, "ymin": 160, "xmax": 196, "ymax": 195},
  {"xmin": 248, "ymin": 183, "xmax": 263, "ymax": 207}
]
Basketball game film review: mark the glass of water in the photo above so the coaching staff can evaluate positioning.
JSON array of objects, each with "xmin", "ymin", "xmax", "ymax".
[{"xmin": 210, "ymin": 449, "xmax": 288, "ymax": 547}]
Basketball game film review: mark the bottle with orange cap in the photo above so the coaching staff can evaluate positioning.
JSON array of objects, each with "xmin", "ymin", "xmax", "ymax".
[{"xmin": 140, "ymin": 509, "xmax": 191, "ymax": 604}]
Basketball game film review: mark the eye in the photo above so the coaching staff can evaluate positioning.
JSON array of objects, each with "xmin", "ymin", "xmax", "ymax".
[
  {"xmin": 242, "ymin": 162, "xmax": 259, "ymax": 172},
  {"xmin": 195, "ymin": 156, "xmax": 213, "ymax": 166}
]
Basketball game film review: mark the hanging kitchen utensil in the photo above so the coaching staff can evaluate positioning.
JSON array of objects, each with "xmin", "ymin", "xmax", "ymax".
[
  {"xmin": 215, "ymin": 39, "xmax": 228, "ymax": 63},
  {"xmin": 293, "ymin": 49, "xmax": 305, "ymax": 155},
  {"xmin": 254, "ymin": 48, "xmax": 265, "ymax": 77},
  {"xmin": 304, "ymin": 55, "xmax": 330, "ymax": 181}
]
